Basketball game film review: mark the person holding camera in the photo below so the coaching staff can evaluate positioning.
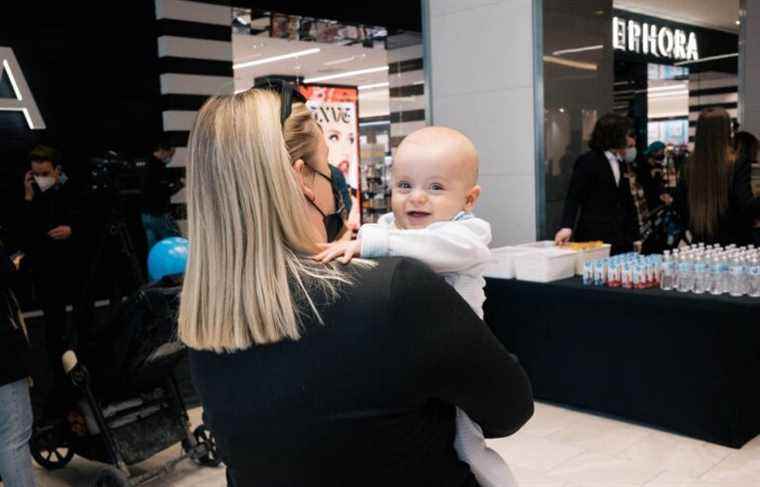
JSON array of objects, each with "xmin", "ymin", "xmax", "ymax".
[
  {"xmin": 20, "ymin": 145, "xmax": 80, "ymax": 385},
  {"xmin": 141, "ymin": 137, "xmax": 183, "ymax": 252}
]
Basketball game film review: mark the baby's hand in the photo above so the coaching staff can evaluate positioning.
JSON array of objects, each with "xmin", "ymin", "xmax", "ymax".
[{"xmin": 314, "ymin": 240, "xmax": 362, "ymax": 264}]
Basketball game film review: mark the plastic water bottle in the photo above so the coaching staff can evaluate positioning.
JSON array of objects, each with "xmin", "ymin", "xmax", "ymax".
[
  {"xmin": 729, "ymin": 258, "xmax": 747, "ymax": 297},
  {"xmin": 748, "ymin": 258, "xmax": 760, "ymax": 298},
  {"xmin": 693, "ymin": 257, "xmax": 708, "ymax": 294},
  {"xmin": 677, "ymin": 255, "xmax": 694, "ymax": 293},
  {"xmin": 661, "ymin": 253, "xmax": 674, "ymax": 291}
]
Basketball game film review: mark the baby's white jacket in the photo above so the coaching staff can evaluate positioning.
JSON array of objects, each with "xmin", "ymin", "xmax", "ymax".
[{"xmin": 358, "ymin": 212, "xmax": 493, "ymax": 319}]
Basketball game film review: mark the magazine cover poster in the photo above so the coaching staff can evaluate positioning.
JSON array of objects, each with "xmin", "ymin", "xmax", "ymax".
[{"xmin": 298, "ymin": 84, "xmax": 361, "ymax": 229}]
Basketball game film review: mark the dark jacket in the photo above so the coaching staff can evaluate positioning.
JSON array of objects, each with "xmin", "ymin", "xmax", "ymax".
[
  {"xmin": 190, "ymin": 258, "xmax": 534, "ymax": 487},
  {"xmin": 20, "ymin": 179, "xmax": 80, "ymax": 263},
  {"xmin": 141, "ymin": 156, "xmax": 183, "ymax": 215},
  {"xmin": 675, "ymin": 156, "xmax": 760, "ymax": 246},
  {"xmin": 561, "ymin": 150, "xmax": 640, "ymax": 254},
  {"xmin": 0, "ymin": 242, "xmax": 31, "ymax": 387}
]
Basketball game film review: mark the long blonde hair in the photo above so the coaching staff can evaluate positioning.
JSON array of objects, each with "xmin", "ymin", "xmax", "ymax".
[{"xmin": 178, "ymin": 89, "xmax": 348, "ymax": 352}]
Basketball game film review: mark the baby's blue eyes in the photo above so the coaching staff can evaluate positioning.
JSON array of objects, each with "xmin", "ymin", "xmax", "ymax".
[{"xmin": 396, "ymin": 182, "xmax": 445, "ymax": 191}]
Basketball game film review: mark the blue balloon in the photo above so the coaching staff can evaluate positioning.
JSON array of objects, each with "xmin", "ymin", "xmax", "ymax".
[{"xmin": 148, "ymin": 237, "xmax": 189, "ymax": 281}]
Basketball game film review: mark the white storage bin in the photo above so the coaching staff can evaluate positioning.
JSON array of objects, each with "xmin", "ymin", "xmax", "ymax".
[
  {"xmin": 484, "ymin": 246, "xmax": 537, "ymax": 279},
  {"xmin": 512, "ymin": 242, "xmax": 577, "ymax": 283}
]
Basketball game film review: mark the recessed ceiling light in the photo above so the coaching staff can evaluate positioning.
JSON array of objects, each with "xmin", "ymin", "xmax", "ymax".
[
  {"xmin": 324, "ymin": 56, "xmax": 356, "ymax": 66},
  {"xmin": 736, "ymin": 20, "xmax": 741, "ymax": 25},
  {"xmin": 233, "ymin": 48, "xmax": 321, "ymax": 70}
]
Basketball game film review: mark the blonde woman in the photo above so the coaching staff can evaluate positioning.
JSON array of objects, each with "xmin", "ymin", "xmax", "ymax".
[{"xmin": 180, "ymin": 87, "xmax": 533, "ymax": 487}]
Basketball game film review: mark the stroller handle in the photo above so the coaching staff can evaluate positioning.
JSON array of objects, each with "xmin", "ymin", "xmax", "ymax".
[{"xmin": 62, "ymin": 350, "xmax": 79, "ymax": 375}]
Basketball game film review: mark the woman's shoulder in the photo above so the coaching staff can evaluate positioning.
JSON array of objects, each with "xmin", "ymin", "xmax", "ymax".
[{"xmin": 343, "ymin": 257, "xmax": 438, "ymax": 292}]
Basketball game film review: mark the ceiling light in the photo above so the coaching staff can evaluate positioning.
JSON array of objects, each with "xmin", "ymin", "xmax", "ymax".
[
  {"xmin": 543, "ymin": 55, "xmax": 597, "ymax": 71},
  {"xmin": 304, "ymin": 66, "xmax": 389, "ymax": 83},
  {"xmin": 233, "ymin": 48, "xmax": 320, "ymax": 70},
  {"xmin": 552, "ymin": 45, "xmax": 604, "ymax": 56},
  {"xmin": 359, "ymin": 120, "xmax": 391, "ymax": 127},
  {"xmin": 358, "ymin": 82, "xmax": 389, "ymax": 91},
  {"xmin": 736, "ymin": 20, "xmax": 741, "ymax": 25},
  {"xmin": 324, "ymin": 56, "xmax": 356, "ymax": 66}
]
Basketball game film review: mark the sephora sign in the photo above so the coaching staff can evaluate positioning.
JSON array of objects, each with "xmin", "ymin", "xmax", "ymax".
[
  {"xmin": 0, "ymin": 46, "xmax": 46, "ymax": 130},
  {"xmin": 612, "ymin": 16, "xmax": 699, "ymax": 62}
]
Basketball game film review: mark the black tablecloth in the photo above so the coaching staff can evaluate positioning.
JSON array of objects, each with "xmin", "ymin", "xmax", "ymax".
[{"xmin": 484, "ymin": 277, "xmax": 760, "ymax": 448}]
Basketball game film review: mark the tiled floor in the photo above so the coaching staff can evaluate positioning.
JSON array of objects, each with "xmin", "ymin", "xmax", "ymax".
[{"xmin": 24, "ymin": 402, "xmax": 760, "ymax": 487}]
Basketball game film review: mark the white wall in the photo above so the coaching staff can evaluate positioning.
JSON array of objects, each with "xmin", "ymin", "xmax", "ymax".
[
  {"xmin": 740, "ymin": 0, "xmax": 760, "ymax": 135},
  {"xmin": 424, "ymin": 0, "xmax": 538, "ymax": 246}
]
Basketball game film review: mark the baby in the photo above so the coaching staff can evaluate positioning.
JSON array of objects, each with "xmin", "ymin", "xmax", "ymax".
[{"xmin": 316, "ymin": 126, "xmax": 516, "ymax": 487}]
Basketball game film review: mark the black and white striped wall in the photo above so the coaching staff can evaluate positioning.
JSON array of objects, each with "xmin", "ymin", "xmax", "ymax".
[
  {"xmin": 154, "ymin": 0, "xmax": 234, "ymax": 226},
  {"xmin": 688, "ymin": 71, "xmax": 738, "ymax": 147},
  {"xmin": 387, "ymin": 32, "xmax": 427, "ymax": 155}
]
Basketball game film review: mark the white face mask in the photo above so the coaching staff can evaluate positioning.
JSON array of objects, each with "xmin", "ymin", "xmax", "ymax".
[
  {"xmin": 624, "ymin": 147, "xmax": 637, "ymax": 163},
  {"xmin": 34, "ymin": 175, "xmax": 56, "ymax": 192}
]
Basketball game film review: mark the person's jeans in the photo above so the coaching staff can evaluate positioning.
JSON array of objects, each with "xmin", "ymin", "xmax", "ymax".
[
  {"xmin": 141, "ymin": 212, "xmax": 180, "ymax": 252},
  {"xmin": 0, "ymin": 379, "xmax": 36, "ymax": 487}
]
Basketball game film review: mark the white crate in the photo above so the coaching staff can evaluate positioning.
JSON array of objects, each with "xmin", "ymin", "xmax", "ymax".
[
  {"xmin": 483, "ymin": 246, "xmax": 537, "ymax": 279},
  {"xmin": 513, "ymin": 241, "xmax": 578, "ymax": 283}
]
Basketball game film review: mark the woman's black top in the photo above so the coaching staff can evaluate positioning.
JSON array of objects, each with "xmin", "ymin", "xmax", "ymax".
[
  {"xmin": 190, "ymin": 258, "xmax": 534, "ymax": 487},
  {"xmin": 676, "ymin": 156, "xmax": 760, "ymax": 245},
  {"xmin": 0, "ymin": 242, "xmax": 31, "ymax": 387}
]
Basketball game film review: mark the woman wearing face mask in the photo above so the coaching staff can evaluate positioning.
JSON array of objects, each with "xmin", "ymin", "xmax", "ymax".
[
  {"xmin": 555, "ymin": 113, "xmax": 641, "ymax": 255},
  {"xmin": 181, "ymin": 87, "xmax": 533, "ymax": 487}
]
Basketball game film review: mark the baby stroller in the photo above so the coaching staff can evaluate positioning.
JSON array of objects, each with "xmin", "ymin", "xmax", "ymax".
[{"xmin": 29, "ymin": 280, "xmax": 220, "ymax": 486}]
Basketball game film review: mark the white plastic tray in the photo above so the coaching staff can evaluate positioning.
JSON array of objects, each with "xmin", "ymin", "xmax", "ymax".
[
  {"xmin": 513, "ymin": 241, "xmax": 578, "ymax": 283},
  {"xmin": 483, "ymin": 246, "xmax": 537, "ymax": 279}
]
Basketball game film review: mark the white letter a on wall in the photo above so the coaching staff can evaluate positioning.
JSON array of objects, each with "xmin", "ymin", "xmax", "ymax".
[{"xmin": 0, "ymin": 47, "xmax": 46, "ymax": 130}]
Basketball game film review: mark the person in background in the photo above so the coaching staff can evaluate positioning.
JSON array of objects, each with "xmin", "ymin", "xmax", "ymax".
[
  {"xmin": 554, "ymin": 113, "xmax": 641, "ymax": 254},
  {"xmin": 20, "ymin": 145, "xmax": 80, "ymax": 386},
  {"xmin": 181, "ymin": 88, "xmax": 533, "ymax": 487},
  {"xmin": 675, "ymin": 109, "xmax": 760, "ymax": 245},
  {"xmin": 141, "ymin": 137, "xmax": 183, "ymax": 252},
  {"xmin": 639, "ymin": 141, "xmax": 673, "ymax": 208},
  {"xmin": 733, "ymin": 131, "xmax": 760, "ymax": 245},
  {"xmin": 0, "ymin": 237, "xmax": 37, "ymax": 487}
]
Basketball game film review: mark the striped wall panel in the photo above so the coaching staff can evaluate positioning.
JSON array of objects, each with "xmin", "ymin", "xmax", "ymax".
[
  {"xmin": 687, "ymin": 72, "xmax": 737, "ymax": 147},
  {"xmin": 387, "ymin": 32, "xmax": 426, "ymax": 154},
  {"xmin": 154, "ymin": 0, "xmax": 233, "ymax": 214}
]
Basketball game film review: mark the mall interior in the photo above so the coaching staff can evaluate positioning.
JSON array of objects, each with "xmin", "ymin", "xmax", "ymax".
[{"xmin": 0, "ymin": 1, "xmax": 759, "ymax": 486}]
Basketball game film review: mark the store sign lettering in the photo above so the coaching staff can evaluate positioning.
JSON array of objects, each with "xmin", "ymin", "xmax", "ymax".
[
  {"xmin": 0, "ymin": 47, "xmax": 46, "ymax": 130},
  {"xmin": 612, "ymin": 17, "xmax": 699, "ymax": 62}
]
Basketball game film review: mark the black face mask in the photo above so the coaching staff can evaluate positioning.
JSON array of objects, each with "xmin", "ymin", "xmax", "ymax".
[{"xmin": 306, "ymin": 169, "xmax": 347, "ymax": 242}]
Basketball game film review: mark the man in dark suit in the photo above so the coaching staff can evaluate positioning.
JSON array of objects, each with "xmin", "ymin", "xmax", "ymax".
[{"xmin": 554, "ymin": 114, "xmax": 641, "ymax": 255}]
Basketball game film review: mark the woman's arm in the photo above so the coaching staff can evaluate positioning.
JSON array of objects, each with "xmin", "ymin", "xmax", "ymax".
[{"xmin": 390, "ymin": 259, "xmax": 534, "ymax": 438}]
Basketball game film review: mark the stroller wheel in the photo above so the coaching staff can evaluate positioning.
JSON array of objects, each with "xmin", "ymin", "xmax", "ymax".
[
  {"xmin": 191, "ymin": 424, "xmax": 222, "ymax": 467},
  {"xmin": 30, "ymin": 424, "xmax": 75, "ymax": 470},
  {"xmin": 93, "ymin": 466, "xmax": 130, "ymax": 487}
]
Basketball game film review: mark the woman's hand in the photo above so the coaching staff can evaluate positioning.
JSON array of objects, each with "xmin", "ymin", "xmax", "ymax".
[{"xmin": 313, "ymin": 240, "xmax": 361, "ymax": 264}]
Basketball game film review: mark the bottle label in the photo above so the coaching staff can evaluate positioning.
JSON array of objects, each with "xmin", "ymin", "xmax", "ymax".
[
  {"xmin": 694, "ymin": 263, "xmax": 707, "ymax": 273},
  {"xmin": 678, "ymin": 262, "xmax": 690, "ymax": 272},
  {"xmin": 730, "ymin": 265, "xmax": 744, "ymax": 275}
]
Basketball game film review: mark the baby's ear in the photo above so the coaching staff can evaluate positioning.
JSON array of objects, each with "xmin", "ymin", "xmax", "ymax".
[{"xmin": 464, "ymin": 185, "xmax": 481, "ymax": 212}]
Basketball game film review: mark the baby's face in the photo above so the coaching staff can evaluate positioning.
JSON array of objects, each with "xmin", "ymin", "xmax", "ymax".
[{"xmin": 391, "ymin": 144, "xmax": 477, "ymax": 230}]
